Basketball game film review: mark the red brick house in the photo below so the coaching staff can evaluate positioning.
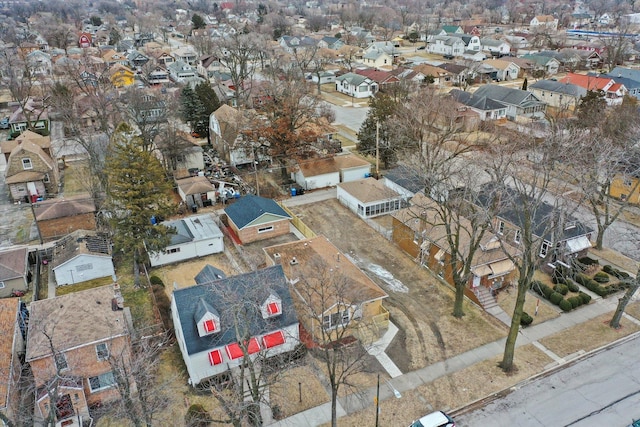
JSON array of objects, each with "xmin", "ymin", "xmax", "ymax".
[{"xmin": 224, "ymin": 195, "xmax": 292, "ymax": 244}]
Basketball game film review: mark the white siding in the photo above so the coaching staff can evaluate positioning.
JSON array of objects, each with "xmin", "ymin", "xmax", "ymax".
[
  {"xmin": 53, "ymin": 255, "xmax": 115, "ymax": 286},
  {"xmin": 336, "ymin": 186, "xmax": 360, "ymax": 215},
  {"xmin": 149, "ymin": 236, "xmax": 224, "ymax": 267},
  {"xmin": 341, "ymin": 166, "xmax": 371, "ymax": 183},
  {"xmin": 295, "ymin": 171, "xmax": 340, "ymax": 190}
]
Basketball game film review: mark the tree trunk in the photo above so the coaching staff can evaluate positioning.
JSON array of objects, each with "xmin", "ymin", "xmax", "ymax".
[
  {"xmin": 610, "ymin": 269, "xmax": 640, "ymax": 328},
  {"xmin": 500, "ymin": 277, "xmax": 527, "ymax": 372},
  {"xmin": 595, "ymin": 223, "xmax": 605, "ymax": 250},
  {"xmin": 133, "ymin": 251, "xmax": 141, "ymax": 288},
  {"xmin": 452, "ymin": 280, "xmax": 466, "ymax": 318},
  {"xmin": 330, "ymin": 386, "xmax": 338, "ymax": 427}
]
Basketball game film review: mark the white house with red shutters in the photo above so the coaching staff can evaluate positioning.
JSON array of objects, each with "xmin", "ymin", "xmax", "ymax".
[{"xmin": 171, "ymin": 265, "xmax": 300, "ymax": 386}]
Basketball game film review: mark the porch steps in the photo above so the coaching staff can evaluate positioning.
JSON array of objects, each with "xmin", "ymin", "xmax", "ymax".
[{"xmin": 475, "ymin": 286, "xmax": 498, "ymax": 310}]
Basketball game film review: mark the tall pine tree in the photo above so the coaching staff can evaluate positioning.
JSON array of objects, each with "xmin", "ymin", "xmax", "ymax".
[
  {"xmin": 357, "ymin": 93, "xmax": 399, "ymax": 170},
  {"xmin": 106, "ymin": 123, "xmax": 175, "ymax": 285}
]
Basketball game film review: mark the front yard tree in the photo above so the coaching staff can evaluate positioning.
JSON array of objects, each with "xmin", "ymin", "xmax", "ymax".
[
  {"xmin": 105, "ymin": 123, "xmax": 174, "ymax": 286},
  {"xmin": 293, "ymin": 260, "xmax": 378, "ymax": 427},
  {"xmin": 610, "ymin": 268, "xmax": 640, "ymax": 329},
  {"xmin": 358, "ymin": 93, "xmax": 400, "ymax": 170}
]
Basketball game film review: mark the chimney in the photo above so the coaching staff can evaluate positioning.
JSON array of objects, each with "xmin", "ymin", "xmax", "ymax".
[
  {"xmin": 273, "ymin": 253, "xmax": 281, "ymax": 264},
  {"xmin": 290, "ymin": 256, "xmax": 299, "ymax": 265}
]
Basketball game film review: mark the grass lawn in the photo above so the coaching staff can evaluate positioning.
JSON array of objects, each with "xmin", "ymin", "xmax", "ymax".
[
  {"xmin": 539, "ymin": 312, "xmax": 640, "ymax": 358},
  {"xmin": 55, "ymin": 276, "xmax": 113, "ymax": 296},
  {"xmin": 62, "ymin": 160, "xmax": 92, "ymax": 196},
  {"xmin": 269, "ymin": 365, "xmax": 330, "ymax": 419}
]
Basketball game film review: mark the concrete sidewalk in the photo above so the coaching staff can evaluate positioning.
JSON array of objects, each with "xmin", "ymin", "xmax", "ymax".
[{"xmin": 269, "ymin": 293, "xmax": 634, "ymax": 426}]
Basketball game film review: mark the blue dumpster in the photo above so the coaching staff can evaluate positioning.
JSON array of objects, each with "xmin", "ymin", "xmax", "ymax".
[{"xmin": 291, "ymin": 188, "xmax": 297, "ymax": 196}]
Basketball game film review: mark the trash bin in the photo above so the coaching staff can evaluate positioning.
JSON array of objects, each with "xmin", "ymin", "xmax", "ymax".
[
  {"xmin": 191, "ymin": 204, "xmax": 198, "ymax": 213},
  {"xmin": 291, "ymin": 188, "xmax": 297, "ymax": 197}
]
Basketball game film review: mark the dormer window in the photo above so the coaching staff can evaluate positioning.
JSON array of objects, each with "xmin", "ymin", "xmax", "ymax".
[
  {"xmin": 195, "ymin": 298, "xmax": 220, "ymax": 337},
  {"xmin": 267, "ymin": 302, "xmax": 281, "ymax": 316},
  {"xmin": 263, "ymin": 294, "xmax": 282, "ymax": 319},
  {"xmin": 204, "ymin": 319, "xmax": 217, "ymax": 333}
]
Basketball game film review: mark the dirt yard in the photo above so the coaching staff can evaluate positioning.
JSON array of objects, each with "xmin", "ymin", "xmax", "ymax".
[
  {"xmin": 152, "ymin": 252, "xmax": 237, "ymax": 296},
  {"xmin": 289, "ymin": 199, "xmax": 507, "ymax": 372}
]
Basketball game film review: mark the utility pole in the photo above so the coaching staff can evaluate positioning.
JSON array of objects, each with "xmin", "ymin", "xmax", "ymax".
[
  {"xmin": 375, "ymin": 120, "xmax": 380, "ymax": 178},
  {"xmin": 375, "ymin": 373, "xmax": 380, "ymax": 427}
]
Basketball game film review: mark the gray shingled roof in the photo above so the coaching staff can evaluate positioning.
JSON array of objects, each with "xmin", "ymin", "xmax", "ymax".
[
  {"xmin": 224, "ymin": 195, "xmax": 291, "ymax": 230},
  {"xmin": 474, "ymin": 84, "xmax": 541, "ymax": 106},
  {"xmin": 529, "ymin": 80, "xmax": 587, "ymax": 97},
  {"xmin": 194, "ymin": 265, "xmax": 227, "ymax": 283},
  {"xmin": 383, "ymin": 164, "xmax": 425, "ymax": 195},
  {"xmin": 165, "ymin": 219, "xmax": 194, "ymax": 245},
  {"xmin": 450, "ymin": 89, "xmax": 508, "ymax": 111},
  {"xmin": 336, "ymin": 72, "xmax": 370, "ymax": 86},
  {"xmin": 610, "ymin": 67, "xmax": 640, "ymax": 82},
  {"xmin": 172, "ymin": 265, "xmax": 298, "ymax": 355}
]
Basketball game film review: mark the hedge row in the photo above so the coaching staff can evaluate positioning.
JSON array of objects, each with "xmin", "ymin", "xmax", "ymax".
[
  {"xmin": 575, "ymin": 273, "xmax": 610, "ymax": 297},
  {"xmin": 530, "ymin": 280, "xmax": 591, "ymax": 312},
  {"xmin": 603, "ymin": 264, "xmax": 631, "ymax": 280}
]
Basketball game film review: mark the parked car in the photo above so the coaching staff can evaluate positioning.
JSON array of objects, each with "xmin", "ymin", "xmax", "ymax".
[
  {"xmin": 409, "ymin": 411, "xmax": 455, "ymax": 427},
  {"xmin": 0, "ymin": 117, "xmax": 9, "ymax": 129},
  {"xmin": 443, "ymin": 54, "xmax": 454, "ymax": 60},
  {"xmin": 417, "ymin": 45, "xmax": 426, "ymax": 50}
]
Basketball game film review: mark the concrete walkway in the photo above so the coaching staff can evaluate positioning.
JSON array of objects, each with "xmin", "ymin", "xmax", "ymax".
[{"xmin": 269, "ymin": 293, "xmax": 635, "ymax": 426}]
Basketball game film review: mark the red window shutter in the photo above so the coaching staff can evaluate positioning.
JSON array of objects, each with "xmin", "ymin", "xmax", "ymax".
[
  {"xmin": 262, "ymin": 330, "xmax": 286, "ymax": 349},
  {"xmin": 204, "ymin": 319, "xmax": 216, "ymax": 332},
  {"xmin": 225, "ymin": 343, "xmax": 243, "ymax": 360},
  {"xmin": 267, "ymin": 302, "xmax": 280, "ymax": 316},
  {"xmin": 247, "ymin": 337, "xmax": 261, "ymax": 354},
  {"xmin": 208, "ymin": 349, "xmax": 222, "ymax": 365}
]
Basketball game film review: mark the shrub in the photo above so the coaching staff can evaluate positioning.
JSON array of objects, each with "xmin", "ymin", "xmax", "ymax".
[
  {"xmin": 567, "ymin": 296, "xmax": 582, "ymax": 309},
  {"xmin": 578, "ymin": 256, "xmax": 599, "ymax": 266},
  {"xmin": 152, "ymin": 285, "xmax": 173, "ymax": 332},
  {"xmin": 553, "ymin": 284, "xmax": 569, "ymax": 295},
  {"xmin": 559, "ymin": 299, "xmax": 573, "ymax": 312},
  {"xmin": 566, "ymin": 279, "xmax": 580, "ymax": 293},
  {"xmin": 593, "ymin": 272, "xmax": 610, "ymax": 283},
  {"xmin": 602, "ymin": 265, "xmax": 616, "ymax": 275},
  {"xmin": 575, "ymin": 273, "xmax": 590, "ymax": 286},
  {"xmin": 549, "ymin": 292, "xmax": 564, "ymax": 305},
  {"xmin": 185, "ymin": 404, "xmax": 213, "ymax": 427},
  {"xmin": 552, "ymin": 269, "xmax": 564, "ymax": 284},
  {"xmin": 579, "ymin": 292, "xmax": 592, "ymax": 305},
  {"xmin": 520, "ymin": 311, "xmax": 533, "ymax": 326},
  {"xmin": 149, "ymin": 275, "xmax": 165, "ymax": 286}
]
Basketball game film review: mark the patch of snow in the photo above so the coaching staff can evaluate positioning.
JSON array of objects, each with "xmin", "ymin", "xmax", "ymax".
[{"xmin": 345, "ymin": 253, "xmax": 409, "ymax": 293}]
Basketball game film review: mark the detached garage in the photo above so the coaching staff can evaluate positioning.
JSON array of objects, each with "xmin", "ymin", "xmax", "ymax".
[
  {"xmin": 149, "ymin": 214, "xmax": 224, "ymax": 267},
  {"xmin": 52, "ymin": 231, "xmax": 115, "ymax": 286},
  {"xmin": 293, "ymin": 154, "xmax": 371, "ymax": 190}
]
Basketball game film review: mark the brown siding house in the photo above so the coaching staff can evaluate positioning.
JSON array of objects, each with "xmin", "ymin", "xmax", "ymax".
[{"xmin": 33, "ymin": 194, "xmax": 97, "ymax": 241}]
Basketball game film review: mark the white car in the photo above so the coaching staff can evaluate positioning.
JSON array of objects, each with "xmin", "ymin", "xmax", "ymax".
[{"xmin": 409, "ymin": 411, "xmax": 455, "ymax": 427}]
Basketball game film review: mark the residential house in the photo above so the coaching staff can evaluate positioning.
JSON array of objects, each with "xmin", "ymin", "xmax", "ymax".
[
  {"xmin": 388, "ymin": 67, "xmax": 427, "ymax": 85},
  {"xmin": 263, "ymin": 236, "xmax": 389, "ymax": 345},
  {"xmin": 412, "ymin": 64, "xmax": 454, "ymax": 86},
  {"xmin": 33, "ymin": 194, "xmax": 97, "ymax": 241},
  {"xmin": 349, "ymin": 27, "xmax": 376, "ymax": 45},
  {"xmin": 173, "ymin": 46, "xmax": 198, "ymax": 65},
  {"xmin": 437, "ymin": 63, "xmax": 473, "ymax": 86},
  {"xmin": 391, "ymin": 193, "xmax": 518, "ymax": 301},
  {"xmin": 175, "ymin": 176, "xmax": 217, "ymax": 208},
  {"xmin": 599, "ymin": 13, "xmax": 614, "ymax": 26},
  {"xmin": 309, "ymin": 71, "xmax": 336, "ymax": 85},
  {"xmin": 224, "ymin": 195, "xmax": 291, "ymax": 244},
  {"xmin": 475, "ymin": 183, "xmax": 593, "ymax": 264},
  {"xmin": 427, "ymin": 36, "xmax": 466, "ymax": 57},
  {"xmin": 335, "ymin": 73, "xmax": 378, "ymax": 98},
  {"xmin": 26, "ymin": 50, "xmax": 52, "ymax": 75},
  {"xmin": 172, "ymin": 265, "xmax": 300, "ymax": 386},
  {"xmin": 461, "ymin": 50, "xmax": 487, "ymax": 62},
  {"xmin": 0, "ymin": 298, "xmax": 26, "ymax": 422},
  {"xmin": 148, "ymin": 214, "xmax": 224, "ymax": 267},
  {"xmin": 361, "ymin": 50, "xmax": 394, "ymax": 68},
  {"xmin": 278, "ymin": 35, "xmax": 318, "ymax": 54},
  {"xmin": 355, "ymin": 69, "xmax": 400, "ymax": 90},
  {"xmin": 108, "ymin": 63, "xmax": 135, "ymax": 88},
  {"xmin": 78, "ymin": 32, "xmax": 92, "ymax": 48},
  {"xmin": 427, "ymin": 26, "xmax": 464, "ymax": 41},
  {"xmin": 197, "ymin": 54, "xmax": 224, "ymax": 79},
  {"xmin": 473, "ymin": 84, "xmax": 546, "ymax": 120},
  {"xmin": 448, "ymin": 34, "xmax": 482, "ymax": 52},
  {"xmin": 529, "ymin": 79, "xmax": 587, "ymax": 111},
  {"xmin": 0, "ymin": 247, "xmax": 30, "ymax": 297},
  {"xmin": 336, "ymin": 177, "xmax": 403, "ymax": 219},
  {"xmin": 102, "ymin": 50, "xmax": 129, "ymax": 67},
  {"xmin": 51, "ymin": 231, "xmax": 115, "ymax": 286},
  {"xmin": 449, "ymin": 89, "xmax": 508, "ymax": 121},
  {"xmin": 7, "ymin": 99, "xmax": 49, "ymax": 135},
  {"xmin": 382, "ymin": 164, "xmax": 424, "ymax": 200},
  {"xmin": 208, "ymin": 105, "xmax": 268, "ymax": 166},
  {"xmin": 608, "ymin": 67, "xmax": 640, "ymax": 99},
  {"xmin": 522, "ymin": 54, "xmax": 561, "ymax": 76},
  {"xmin": 149, "ymin": 50, "xmax": 175, "ymax": 67},
  {"xmin": 560, "ymin": 72, "xmax": 627, "ymax": 105},
  {"xmin": 481, "ymin": 38, "xmax": 511, "ymax": 57},
  {"xmin": 481, "ymin": 59, "xmax": 520, "ymax": 81},
  {"xmin": 292, "ymin": 154, "xmax": 371, "ymax": 190},
  {"xmin": 26, "ymin": 285, "xmax": 132, "ymax": 426},
  {"xmin": 530, "ymin": 15, "xmax": 559, "ymax": 31},
  {"xmin": 194, "ymin": 264, "xmax": 226, "ymax": 283},
  {"xmin": 503, "ymin": 35, "xmax": 530, "ymax": 52},
  {"xmin": 318, "ymin": 36, "xmax": 344, "ymax": 50},
  {"xmin": 147, "ymin": 66, "xmax": 170, "ymax": 85},
  {"xmin": 167, "ymin": 60, "xmax": 199, "ymax": 84},
  {"xmin": 127, "ymin": 50, "xmax": 150, "ymax": 70},
  {"xmin": 3, "ymin": 130, "xmax": 59, "ymax": 203}
]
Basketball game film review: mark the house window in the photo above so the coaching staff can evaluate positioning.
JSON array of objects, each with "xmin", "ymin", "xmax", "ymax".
[
  {"xmin": 258, "ymin": 226, "xmax": 274, "ymax": 233},
  {"xmin": 540, "ymin": 241, "xmax": 550, "ymax": 258},
  {"xmin": 44, "ymin": 173, "xmax": 50, "ymax": 183},
  {"xmin": 22, "ymin": 158, "xmax": 33, "ymax": 170},
  {"xmin": 267, "ymin": 301, "xmax": 281, "ymax": 316},
  {"xmin": 204, "ymin": 319, "xmax": 217, "ymax": 333},
  {"xmin": 514, "ymin": 230, "xmax": 521, "ymax": 244},
  {"xmin": 55, "ymin": 353, "xmax": 68, "ymax": 371},
  {"xmin": 88, "ymin": 371, "xmax": 116, "ymax": 392},
  {"xmin": 164, "ymin": 248, "xmax": 180, "ymax": 254},
  {"xmin": 76, "ymin": 263, "xmax": 93, "ymax": 272},
  {"xmin": 0, "ymin": 281, "xmax": 4, "ymax": 289},
  {"xmin": 208, "ymin": 349, "xmax": 223, "ymax": 365},
  {"xmin": 323, "ymin": 309, "xmax": 351, "ymax": 330},
  {"xmin": 96, "ymin": 343, "xmax": 109, "ymax": 361},
  {"xmin": 498, "ymin": 221, "xmax": 505, "ymax": 235}
]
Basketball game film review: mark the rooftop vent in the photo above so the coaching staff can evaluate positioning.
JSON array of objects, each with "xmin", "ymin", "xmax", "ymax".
[{"xmin": 290, "ymin": 256, "xmax": 299, "ymax": 265}]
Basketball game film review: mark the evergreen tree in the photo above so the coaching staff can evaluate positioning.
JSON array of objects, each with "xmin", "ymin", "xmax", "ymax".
[
  {"xmin": 357, "ymin": 93, "xmax": 400, "ymax": 170},
  {"xmin": 180, "ymin": 85, "xmax": 201, "ymax": 131},
  {"xmin": 194, "ymin": 82, "xmax": 221, "ymax": 137},
  {"xmin": 106, "ymin": 123, "xmax": 174, "ymax": 285},
  {"xmin": 521, "ymin": 77, "xmax": 528, "ymax": 91},
  {"xmin": 192, "ymin": 13, "xmax": 206, "ymax": 30},
  {"xmin": 576, "ymin": 90, "xmax": 607, "ymax": 127},
  {"xmin": 109, "ymin": 27, "xmax": 122, "ymax": 47}
]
